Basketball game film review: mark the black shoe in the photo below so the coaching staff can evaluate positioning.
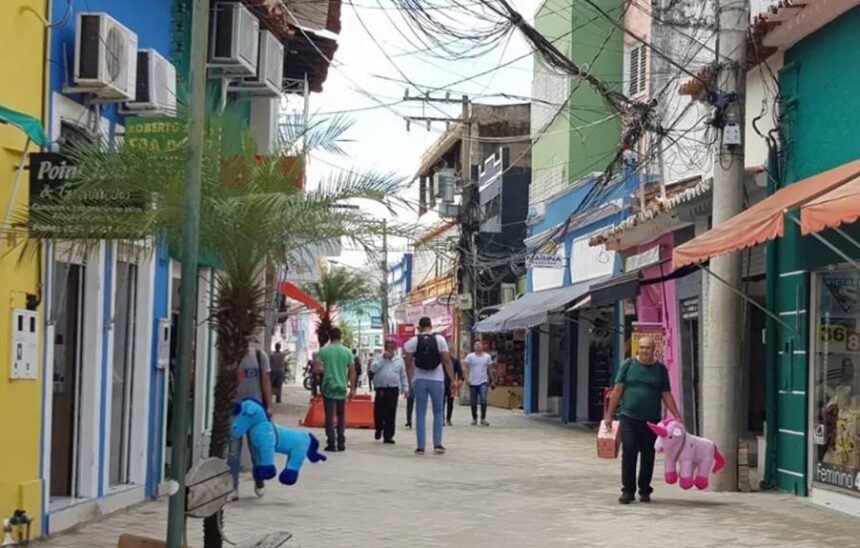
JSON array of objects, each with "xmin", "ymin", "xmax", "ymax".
[
  {"xmin": 414, "ymin": 448, "xmax": 425, "ymax": 455},
  {"xmin": 375, "ymin": 430, "xmax": 382, "ymax": 440},
  {"xmin": 405, "ymin": 423, "xmax": 412, "ymax": 429},
  {"xmin": 384, "ymin": 439, "xmax": 395, "ymax": 444},
  {"xmin": 325, "ymin": 444, "xmax": 336, "ymax": 452},
  {"xmin": 618, "ymin": 493, "xmax": 635, "ymax": 504},
  {"xmin": 337, "ymin": 446, "xmax": 346, "ymax": 452},
  {"xmin": 639, "ymin": 494, "xmax": 651, "ymax": 503},
  {"xmin": 434, "ymin": 445, "xmax": 446, "ymax": 455}
]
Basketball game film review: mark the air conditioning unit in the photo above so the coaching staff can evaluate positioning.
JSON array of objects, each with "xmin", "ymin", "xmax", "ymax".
[
  {"xmin": 74, "ymin": 13, "xmax": 138, "ymax": 101},
  {"xmin": 229, "ymin": 30, "xmax": 284, "ymax": 96},
  {"xmin": 209, "ymin": 1, "xmax": 260, "ymax": 76},
  {"xmin": 119, "ymin": 49, "xmax": 177, "ymax": 116},
  {"xmin": 500, "ymin": 283, "xmax": 516, "ymax": 304}
]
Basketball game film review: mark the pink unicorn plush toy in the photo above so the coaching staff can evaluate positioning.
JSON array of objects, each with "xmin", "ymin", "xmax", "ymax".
[{"xmin": 647, "ymin": 417, "xmax": 725, "ymax": 490}]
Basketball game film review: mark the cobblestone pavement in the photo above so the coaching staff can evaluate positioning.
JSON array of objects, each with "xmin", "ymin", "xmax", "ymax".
[{"xmin": 39, "ymin": 386, "xmax": 860, "ymax": 547}]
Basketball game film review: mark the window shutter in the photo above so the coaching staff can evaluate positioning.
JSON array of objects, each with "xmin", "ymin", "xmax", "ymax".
[
  {"xmin": 628, "ymin": 46, "xmax": 640, "ymax": 96},
  {"xmin": 638, "ymin": 46, "xmax": 647, "ymax": 96}
]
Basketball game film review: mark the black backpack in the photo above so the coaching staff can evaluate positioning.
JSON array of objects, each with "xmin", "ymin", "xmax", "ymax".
[{"xmin": 414, "ymin": 334, "xmax": 441, "ymax": 370}]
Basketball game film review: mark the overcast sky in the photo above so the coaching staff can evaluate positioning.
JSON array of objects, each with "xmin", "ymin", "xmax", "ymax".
[{"xmin": 292, "ymin": 1, "xmax": 540, "ymax": 268}]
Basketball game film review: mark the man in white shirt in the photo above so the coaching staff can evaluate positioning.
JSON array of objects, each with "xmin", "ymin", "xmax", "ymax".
[
  {"xmin": 464, "ymin": 340, "xmax": 495, "ymax": 426},
  {"xmin": 370, "ymin": 340, "xmax": 409, "ymax": 444},
  {"xmin": 403, "ymin": 317, "xmax": 456, "ymax": 455}
]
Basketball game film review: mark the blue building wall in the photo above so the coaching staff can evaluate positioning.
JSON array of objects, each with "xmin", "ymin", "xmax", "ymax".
[
  {"xmin": 523, "ymin": 170, "xmax": 638, "ymax": 419},
  {"xmin": 44, "ymin": 0, "xmax": 175, "ymax": 513}
]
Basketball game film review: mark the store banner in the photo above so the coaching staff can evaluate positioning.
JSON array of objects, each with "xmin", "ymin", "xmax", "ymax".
[{"xmin": 631, "ymin": 322, "xmax": 666, "ymax": 362}]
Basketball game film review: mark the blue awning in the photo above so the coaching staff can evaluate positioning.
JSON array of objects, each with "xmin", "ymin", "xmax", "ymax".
[{"xmin": 473, "ymin": 278, "xmax": 600, "ymax": 333}]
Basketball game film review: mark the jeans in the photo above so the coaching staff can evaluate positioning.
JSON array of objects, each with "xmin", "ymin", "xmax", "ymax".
[
  {"xmin": 413, "ymin": 378, "xmax": 444, "ymax": 450},
  {"xmin": 470, "ymin": 383, "xmax": 489, "ymax": 421},
  {"xmin": 374, "ymin": 387, "xmax": 400, "ymax": 441},
  {"xmin": 324, "ymin": 396, "xmax": 346, "ymax": 449},
  {"xmin": 227, "ymin": 433, "xmax": 262, "ymax": 489},
  {"xmin": 620, "ymin": 415, "xmax": 657, "ymax": 496}
]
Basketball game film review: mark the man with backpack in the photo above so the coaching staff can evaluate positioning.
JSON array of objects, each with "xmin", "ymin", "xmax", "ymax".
[
  {"xmin": 403, "ymin": 317, "xmax": 456, "ymax": 455},
  {"xmin": 228, "ymin": 334, "xmax": 274, "ymax": 500}
]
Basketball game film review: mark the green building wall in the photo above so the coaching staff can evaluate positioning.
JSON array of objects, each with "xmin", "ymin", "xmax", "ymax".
[{"xmin": 768, "ymin": 6, "xmax": 860, "ymax": 494}]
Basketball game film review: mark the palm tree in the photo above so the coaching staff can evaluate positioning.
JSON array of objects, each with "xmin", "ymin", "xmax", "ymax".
[
  {"xmin": 10, "ymin": 113, "xmax": 401, "ymax": 547},
  {"xmin": 305, "ymin": 266, "xmax": 375, "ymax": 345}
]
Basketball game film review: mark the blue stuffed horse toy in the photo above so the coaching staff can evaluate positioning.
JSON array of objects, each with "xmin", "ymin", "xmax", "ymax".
[{"xmin": 231, "ymin": 398, "xmax": 327, "ymax": 485}]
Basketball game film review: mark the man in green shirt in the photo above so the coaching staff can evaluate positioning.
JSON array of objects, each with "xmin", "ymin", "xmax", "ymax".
[
  {"xmin": 604, "ymin": 336, "xmax": 681, "ymax": 504},
  {"xmin": 315, "ymin": 328, "xmax": 357, "ymax": 451}
]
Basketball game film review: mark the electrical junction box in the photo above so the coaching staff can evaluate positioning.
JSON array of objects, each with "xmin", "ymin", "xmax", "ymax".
[
  {"xmin": 11, "ymin": 309, "xmax": 39, "ymax": 380},
  {"xmin": 156, "ymin": 318, "xmax": 171, "ymax": 370},
  {"xmin": 723, "ymin": 122, "xmax": 742, "ymax": 146}
]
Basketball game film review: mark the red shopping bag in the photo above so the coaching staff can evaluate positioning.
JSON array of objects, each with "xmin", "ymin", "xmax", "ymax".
[{"xmin": 597, "ymin": 386, "xmax": 620, "ymax": 458}]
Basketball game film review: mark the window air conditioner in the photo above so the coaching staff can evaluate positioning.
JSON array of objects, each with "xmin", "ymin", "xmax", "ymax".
[
  {"xmin": 229, "ymin": 30, "xmax": 284, "ymax": 96},
  {"xmin": 74, "ymin": 13, "xmax": 138, "ymax": 101},
  {"xmin": 209, "ymin": 1, "xmax": 260, "ymax": 76},
  {"xmin": 119, "ymin": 49, "xmax": 177, "ymax": 116}
]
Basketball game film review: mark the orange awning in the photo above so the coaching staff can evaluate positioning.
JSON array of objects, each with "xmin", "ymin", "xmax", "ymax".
[
  {"xmin": 673, "ymin": 159, "xmax": 860, "ymax": 267},
  {"xmin": 800, "ymin": 174, "xmax": 860, "ymax": 235},
  {"xmin": 281, "ymin": 282, "xmax": 324, "ymax": 315}
]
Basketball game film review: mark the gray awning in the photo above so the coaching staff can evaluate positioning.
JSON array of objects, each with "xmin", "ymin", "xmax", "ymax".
[{"xmin": 473, "ymin": 279, "xmax": 598, "ymax": 333}]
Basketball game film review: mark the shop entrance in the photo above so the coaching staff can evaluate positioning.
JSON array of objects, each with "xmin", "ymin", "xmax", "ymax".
[
  {"xmin": 50, "ymin": 262, "xmax": 85, "ymax": 500},
  {"xmin": 587, "ymin": 310, "xmax": 615, "ymax": 422},
  {"xmin": 109, "ymin": 261, "xmax": 138, "ymax": 486}
]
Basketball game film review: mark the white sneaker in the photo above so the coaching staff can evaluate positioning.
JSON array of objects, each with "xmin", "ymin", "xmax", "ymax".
[
  {"xmin": 229, "ymin": 489, "xmax": 239, "ymax": 502},
  {"xmin": 254, "ymin": 483, "xmax": 266, "ymax": 498}
]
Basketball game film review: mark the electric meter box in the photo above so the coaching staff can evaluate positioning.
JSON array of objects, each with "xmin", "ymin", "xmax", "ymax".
[{"xmin": 11, "ymin": 309, "xmax": 39, "ymax": 380}]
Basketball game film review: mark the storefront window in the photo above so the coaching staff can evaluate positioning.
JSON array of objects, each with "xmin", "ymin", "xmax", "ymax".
[{"xmin": 813, "ymin": 267, "xmax": 860, "ymax": 495}]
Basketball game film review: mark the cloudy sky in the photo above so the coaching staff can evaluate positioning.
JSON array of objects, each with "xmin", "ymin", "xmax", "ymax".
[{"xmin": 292, "ymin": 0, "xmax": 541, "ymax": 267}]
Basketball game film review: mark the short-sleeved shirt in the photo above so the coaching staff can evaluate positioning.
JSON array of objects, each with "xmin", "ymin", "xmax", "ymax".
[
  {"xmin": 465, "ymin": 352, "xmax": 493, "ymax": 386},
  {"xmin": 615, "ymin": 358, "xmax": 670, "ymax": 423},
  {"xmin": 444, "ymin": 358, "xmax": 464, "ymax": 384},
  {"xmin": 404, "ymin": 333, "xmax": 449, "ymax": 382},
  {"xmin": 317, "ymin": 343, "xmax": 354, "ymax": 400},
  {"xmin": 270, "ymin": 351, "xmax": 286, "ymax": 373},
  {"xmin": 234, "ymin": 350, "xmax": 271, "ymax": 403}
]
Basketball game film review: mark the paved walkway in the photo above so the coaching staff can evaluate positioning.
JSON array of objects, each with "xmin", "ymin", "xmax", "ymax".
[{"xmin": 39, "ymin": 387, "xmax": 860, "ymax": 547}]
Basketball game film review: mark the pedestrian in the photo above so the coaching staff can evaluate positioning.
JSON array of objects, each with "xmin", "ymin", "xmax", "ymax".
[
  {"xmin": 403, "ymin": 317, "xmax": 456, "ymax": 455},
  {"xmin": 270, "ymin": 343, "xmax": 287, "ymax": 404},
  {"xmin": 370, "ymin": 340, "xmax": 409, "ymax": 444},
  {"xmin": 316, "ymin": 328, "xmax": 357, "ymax": 452},
  {"xmin": 229, "ymin": 333, "xmax": 274, "ymax": 500},
  {"xmin": 444, "ymin": 356, "xmax": 464, "ymax": 426},
  {"xmin": 463, "ymin": 340, "xmax": 494, "ymax": 426},
  {"xmin": 353, "ymin": 348, "xmax": 363, "ymax": 387},
  {"xmin": 309, "ymin": 352, "xmax": 323, "ymax": 398},
  {"xmin": 367, "ymin": 357, "xmax": 375, "ymax": 391},
  {"xmin": 603, "ymin": 335, "xmax": 681, "ymax": 504}
]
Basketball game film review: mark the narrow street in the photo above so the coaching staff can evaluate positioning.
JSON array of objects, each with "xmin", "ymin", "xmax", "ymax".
[{"xmin": 39, "ymin": 387, "xmax": 859, "ymax": 548}]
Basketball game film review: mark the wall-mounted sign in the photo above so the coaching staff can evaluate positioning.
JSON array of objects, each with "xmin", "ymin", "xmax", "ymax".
[
  {"xmin": 815, "ymin": 462, "xmax": 860, "ymax": 493},
  {"xmin": 397, "ymin": 323, "xmax": 415, "ymax": 338},
  {"xmin": 527, "ymin": 253, "xmax": 565, "ymax": 269},
  {"xmin": 28, "ymin": 152, "xmax": 146, "ymax": 238},
  {"xmin": 370, "ymin": 315, "xmax": 383, "ymax": 329}
]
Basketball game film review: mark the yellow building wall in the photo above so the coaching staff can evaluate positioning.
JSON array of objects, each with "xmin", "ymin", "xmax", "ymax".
[{"xmin": 0, "ymin": 0, "xmax": 46, "ymax": 536}]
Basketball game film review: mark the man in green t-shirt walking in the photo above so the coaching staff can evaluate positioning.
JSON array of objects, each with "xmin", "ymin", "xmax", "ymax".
[
  {"xmin": 604, "ymin": 336, "xmax": 681, "ymax": 504},
  {"xmin": 315, "ymin": 328, "xmax": 357, "ymax": 451}
]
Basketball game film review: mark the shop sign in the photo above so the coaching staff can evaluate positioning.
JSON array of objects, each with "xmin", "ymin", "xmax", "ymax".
[
  {"xmin": 819, "ymin": 318, "xmax": 860, "ymax": 352},
  {"xmin": 631, "ymin": 322, "xmax": 666, "ymax": 362},
  {"xmin": 28, "ymin": 152, "xmax": 147, "ymax": 238},
  {"xmin": 813, "ymin": 422, "xmax": 827, "ymax": 446},
  {"xmin": 680, "ymin": 298, "xmax": 699, "ymax": 320},
  {"xmin": 625, "ymin": 245, "xmax": 662, "ymax": 272},
  {"xmin": 397, "ymin": 323, "xmax": 415, "ymax": 338},
  {"xmin": 370, "ymin": 315, "xmax": 383, "ymax": 329},
  {"xmin": 822, "ymin": 275, "xmax": 860, "ymax": 313},
  {"xmin": 527, "ymin": 253, "xmax": 565, "ymax": 269},
  {"xmin": 815, "ymin": 462, "xmax": 860, "ymax": 493}
]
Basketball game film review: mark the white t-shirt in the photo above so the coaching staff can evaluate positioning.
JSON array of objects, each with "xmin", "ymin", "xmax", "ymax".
[
  {"xmin": 465, "ymin": 352, "xmax": 493, "ymax": 386},
  {"xmin": 404, "ymin": 333, "xmax": 449, "ymax": 382}
]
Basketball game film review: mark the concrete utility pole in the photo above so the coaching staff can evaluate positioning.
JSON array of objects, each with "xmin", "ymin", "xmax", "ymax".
[
  {"xmin": 703, "ymin": 0, "xmax": 749, "ymax": 492},
  {"xmin": 381, "ymin": 219, "xmax": 390, "ymax": 338},
  {"xmin": 459, "ymin": 95, "xmax": 475, "ymax": 355},
  {"xmin": 166, "ymin": 0, "xmax": 210, "ymax": 545}
]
